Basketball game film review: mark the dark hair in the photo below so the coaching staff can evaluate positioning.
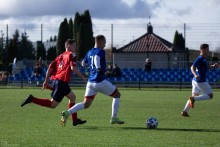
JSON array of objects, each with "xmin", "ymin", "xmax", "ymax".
[
  {"xmin": 200, "ymin": 43, "xmax": 209, "ymax": 49},
  {"xmin": 95, "ymin": 35, "xmax": 105, "ymax": 41},
  {"xmin": 65, "ymin": 39, "xmax": 76, "ymax": 48}
]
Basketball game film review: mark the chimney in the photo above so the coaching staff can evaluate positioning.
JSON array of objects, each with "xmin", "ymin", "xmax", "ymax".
[{"xmin": 147, "ymin": 23, "xmax": 153, "ymax": 34}]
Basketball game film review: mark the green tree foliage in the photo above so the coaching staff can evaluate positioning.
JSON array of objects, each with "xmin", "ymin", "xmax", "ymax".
[
  {"xmin": 76, "ymin": 24, "xmax": 83, "ymax": 61},
  {"xmin": 56, "ymin": 10, "xmax": 94, "ymax": 60},
  {"xmin": 68, "ymin": 18, "xmax": 74, "ymax": 39},
  {"xmin": 7, "ymin": 30, "xmax": 35, "ymax": 64},
  {"xmin": 47, "ymin": 46, "xmax": 57, "ymax": 61},
  {"xmin": 173, "ymin": 30, "xmax": 185, "ymax": 50},
  {"xmin": 49, "ymin": 35, "xmax": 57, "ymax": 42},
  {"xmin": 212, "ymin": 56, "xmax": 219, "ymax": 62},
  {"xmin": 7, "ymin": 29, "xmax": 19, "ymax": 64},
  {"xmin": 73, "ymin": 12, "xmax": 81, "ymax": 41},
  {"xmin": 19, "ymin": 32, "xmax": 35, "ymax": 60},
  {"xmin": 36, "ymin": 41, "xmax": 46, "ymax": 61},
  {"xmin": 74, "ymin": 10, "xmax": 94, "ymax": 60},
  {"xmin": 0, "ymin": 31, "xmax": 5, "ymax": 51},
  {"xmin": 57, "ymin": 18, "xmax": 69, "ymax": 55},
  {"xmin": 0, "ymin": 30, "xmax": 8, "ymax": 66}
]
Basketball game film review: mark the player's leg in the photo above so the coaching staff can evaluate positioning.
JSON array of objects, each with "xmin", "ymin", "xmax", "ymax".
[
  {"xmin": 21, "ymin": 94, "xmax": 55, "ymax": 108},
  {"xmin": 182, "ymin": 82, "xmax": 212, "ymax": 117},
  {"xmin": 65, "ymin": 91, "xmax": 87, "ymax": 126},
  {"xmin": 192, "ymin": 82, "xmax": 213, "ymax": 101},
  {"xmin": 182, "ymin": 80, "xmax": 200, "ymax": 117},
  {"xmin": 98, "ymin": 80, "xmax": 124, "ymax": 124},
  {"xmin": 66, "ymin": 91, "xmax": 77, "ymax": 121},
  {"xmin": 21, "ymin": 80, "xmax": 61, "ymax": 108},
  {"xmin": 61, "ymin": 82, "xmax": 96, "ymax": 126},
  {"xmin": 110, "ymin": 89, "xmax": 124, "ymax": 124}
]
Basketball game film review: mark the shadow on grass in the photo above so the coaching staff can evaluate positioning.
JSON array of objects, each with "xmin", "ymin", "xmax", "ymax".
[{"xmin": 122, "ymin": 127, "xmax": 220, "ymax": 133}]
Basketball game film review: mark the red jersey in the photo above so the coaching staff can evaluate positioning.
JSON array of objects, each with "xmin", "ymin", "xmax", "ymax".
[{"xmin": 49, "ymin": 51, "xmax": 77, "ymax": 82}]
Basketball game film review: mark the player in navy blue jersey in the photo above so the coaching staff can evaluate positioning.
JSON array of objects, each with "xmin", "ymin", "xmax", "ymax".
[
  {"xmin": 181, "ymin": 43, "xmax": 218, "ymax": 117},
  {"xmin": 60, "ymin": 35, "xmax": 124, "ymax": 126}
]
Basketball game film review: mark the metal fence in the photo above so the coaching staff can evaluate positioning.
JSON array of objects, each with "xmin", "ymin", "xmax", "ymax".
[
  {"xmin": 2, "ymin": 60, "xmax": 220, "ymax": 89},
  {"xmin": 0, "ymin": 23, "xmax": 220, "ymax": 51}
]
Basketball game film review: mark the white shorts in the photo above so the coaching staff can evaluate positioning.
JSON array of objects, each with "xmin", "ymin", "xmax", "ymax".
[
  {"xmin": 192, "ymin": 80, "xmax": 212, "ymax": 95},
  {"xmin": 84, "ymin": 80, "xmax": 117, "ymax": 99}
]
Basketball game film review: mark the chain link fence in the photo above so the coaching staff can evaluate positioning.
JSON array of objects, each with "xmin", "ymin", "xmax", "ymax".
[
  {"xmin": 0, "ymin": 23, "xmax": 220, "ymax": 51},
  {"xmin": 1, "ymin": 60, "xmax": 220, "ymax": 90}
]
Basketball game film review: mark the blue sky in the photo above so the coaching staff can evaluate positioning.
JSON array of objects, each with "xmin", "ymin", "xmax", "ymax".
[{"xmin": 0, "ymin": 0, "xmax": 219, "ymax": 50}]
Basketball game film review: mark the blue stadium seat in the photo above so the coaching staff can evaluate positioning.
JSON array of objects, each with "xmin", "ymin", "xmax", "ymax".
[
  {"xmin": 130, "ymin": 77, "xmax": 138, "ymax": 81},
  {"xmin": 8, "ymin": 76, "xmax": 15, "ymax": 81},
  {"xmin": 37, "ymin": 76, "xmax": 45, "ymax": 81},
  {"xmin": 31, "ymin": 76, "xmax": 38, "ymax": 81}
]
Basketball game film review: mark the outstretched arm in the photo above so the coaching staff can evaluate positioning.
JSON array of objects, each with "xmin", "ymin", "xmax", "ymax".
[{"xmin": 209, "ymin": 63, "xmax": 218, "ymax": 68}]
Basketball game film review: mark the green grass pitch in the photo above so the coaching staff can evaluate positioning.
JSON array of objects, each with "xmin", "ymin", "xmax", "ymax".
[{"xmin": 1, "ymin": 88, "xmax": 220, "ymax": 146}]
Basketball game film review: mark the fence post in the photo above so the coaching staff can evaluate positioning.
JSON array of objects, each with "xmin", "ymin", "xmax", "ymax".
[{"xmin": 138, "ymin": 68, "xmax": 141, "ymax": 90}]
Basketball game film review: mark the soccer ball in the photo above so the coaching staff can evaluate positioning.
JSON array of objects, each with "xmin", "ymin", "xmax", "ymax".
[{"xmin": 146, "ymin": 117, "xmax": 158, "ymax": 129}]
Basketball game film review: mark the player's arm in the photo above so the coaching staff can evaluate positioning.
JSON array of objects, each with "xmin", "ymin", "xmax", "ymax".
[
  {"xmin": 94, "ymin": 55, "xmax": 103, "ymax": 74},
  {"xmin": 190, "ymin": 65, "xmax": 199, "ymax": 80},
  {"xmin": 81, "ymin": 52, "xmax": 89, "ymax": 67},
  {"xmin": 70, "ymin": 54, "xmax": 87, "ymax": 81},
  {"xmin": 209, "ymin": 63, "xmax": 218, "ymax": 68},
  {"xmin": 71, "ymin": 66, "xmax": 87, "ymax": 82},
  {"xmin": 42, "ymin": 62, "xmax": 54, "ymax": 90},
  {"xmin": 81, "ymin": 60, "xmax": 88, "ymax": 67}
]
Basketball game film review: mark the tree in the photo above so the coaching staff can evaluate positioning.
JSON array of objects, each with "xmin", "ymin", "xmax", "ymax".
[
  {"xmin": 0, "ymin": 30, "xmax": 8, "ymax": 66},
  {"xmin": 7, "ymin": 29, "xmax": 19, "ymax": 64},
  {"xmin": 0, "ymin": 30, "xmax": 5, "ymax": 51},
  {"xmin": 49, "ymin": 36, "xmax": 53, "ymax": 42},
  {"xmin": 68, "ymin": 18, "xmax": 74, "ymax": 39},
  {"xmin": 74, "ymin": 10, "xmax": 94, "ymax": 60},
  {"xmin": 56, "ymin": 10, "xmax": 94, "ymax": 60},
  {"xmin": 73, "ymin": 12, "xmax": 81, "ymax": 41},
  {"xmin": 49, "ymin": 35, "xmax": 57, "ymax": 42},
  {"xmin": 82, "ymin": 10, "xmax": 95, "ymax": 56},
  {"xmin": 7, "ymin": 30, "xmax": 35, "ymax": 63},
  {"xmin": 36, "ymin": 41, "xmax": 46, "ymax": 61},
  {"xmin": 19, "ymin": 32, "xmax": 35, "ymax": 60},
  {"xmin": 76, "ymin": 24, "xmax": 83, "ymax": 61},
  {"xmin": 47, "ymin": 46, "xmax": 57, "ymax": 61},
  {"xmin": 173, "ymin": 30, "xmax": 185, "ymax": 50},
  {"xmin": 57, "ymin": 18, "xmax": 69, "ymax": 55},
  {"xmin": 212, "ymin": 56, "xmax": 219, "ymax": 62}
]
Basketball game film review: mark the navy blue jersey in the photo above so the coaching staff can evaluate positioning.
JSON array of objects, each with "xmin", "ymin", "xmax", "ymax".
[
  {"xmin": 192, "ymin": 55, "xmax": 208, "ymax": 83},
  {"xmin": 83, "ymin": 48, "xmax": 106, "ymax": 83}
]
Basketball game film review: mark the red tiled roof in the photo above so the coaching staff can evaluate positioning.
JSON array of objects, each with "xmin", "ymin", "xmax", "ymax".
[{"xmin": 113, "ymin": 33, "xmax": 174, "ymax": 53}]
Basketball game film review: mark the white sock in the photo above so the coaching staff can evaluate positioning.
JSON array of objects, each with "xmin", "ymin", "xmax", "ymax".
[
  {"xmin": 112, "ymin": 98, "xmax": 120, "ymax": 118},
  {"xmin": 194, "ymin": 94, "xmax": 210, "ymax": 101},
  {"xmin": 183, "ymin": 100, "xmax": 190, "ymax": 112},
  {"xmin": 68, "ymin": 102, "xmax": 85, "ymax": 115}
]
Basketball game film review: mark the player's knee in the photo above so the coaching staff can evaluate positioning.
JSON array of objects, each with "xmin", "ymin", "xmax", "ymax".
[
  {"xmin": 83, "ymin": 99, "xmax": 93, "ymax": 109},
  {"xmin": 69, "ymin": 98, "xmax": 75, "ymax": 103},
  {"xmin": 209, "ymin": 94, "xmax": 213, "ymax": 99},
  {"xmin": 84, "ymin": 104, "xmax": 90, "ymax": 109},
  {"xmin": 84, "ymin": 102, "xmax": 92, "ymax": 109},
  {"xmin": 50, "ymin": 100, "xmax": 59, "ymax": 108},
  {"xmin": 114, "ymin": 91, "xmax": 121, "ymax": 98}
]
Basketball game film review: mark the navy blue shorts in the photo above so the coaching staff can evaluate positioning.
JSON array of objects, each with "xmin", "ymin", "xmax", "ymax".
[{"xmin": 51, "ymin": 80, "xmax": 71, "ymax": 103}]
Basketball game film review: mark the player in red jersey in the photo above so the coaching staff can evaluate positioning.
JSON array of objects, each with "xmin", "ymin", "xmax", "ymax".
[{"xmin": 21, "ymin": 39, "xmax": 87, "ymax": 126}]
